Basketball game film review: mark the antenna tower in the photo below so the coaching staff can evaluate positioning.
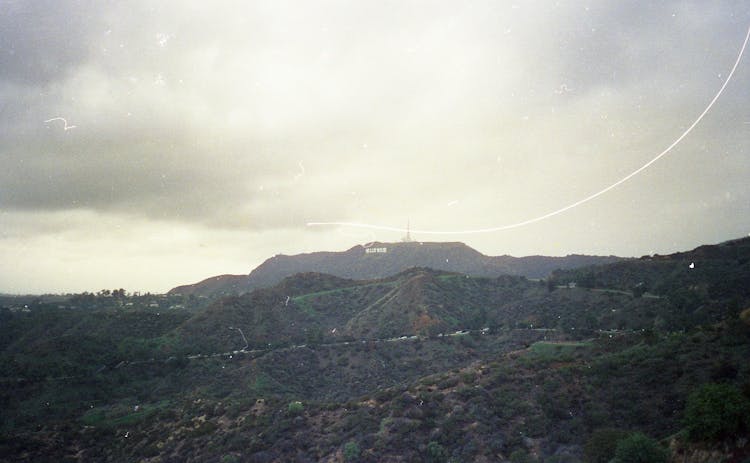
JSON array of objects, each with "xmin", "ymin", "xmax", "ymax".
[{"xmin": 402, "ymin": 220, "xmax": 414, "ymax": 242}]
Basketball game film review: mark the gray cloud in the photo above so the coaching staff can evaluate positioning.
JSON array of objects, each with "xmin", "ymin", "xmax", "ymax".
[
  {"xmin": 1, "ymin": 0, "xmax": 748, "ymax": 292},
  {"xmin": 0, "ymin": 0, "xmax": 104, "ymax": 84}
]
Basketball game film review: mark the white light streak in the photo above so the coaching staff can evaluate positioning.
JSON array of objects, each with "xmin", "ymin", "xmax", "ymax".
[
  {"xmin": 44, "ymin": 117, "xmax": 77, "ymax": 131},
  {"xmin": 308, "ymin": 26, "xmax": 750, "ymax": 236}
]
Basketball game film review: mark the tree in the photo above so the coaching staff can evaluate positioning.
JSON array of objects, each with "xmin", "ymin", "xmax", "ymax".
[
  {"xmin": 613, "ymin": 433, "xmax": 668, "ymax": 463},
  {"xmin": 112, "ymin": 288, "xmax": 126, "ymax": 298},
  {"xmin": 343, "ymin": 441, "xmax": 360, "ymax": 461},
  {"xmin": 509, "ymin": 449, "xmax": 534, "ymax": 463},
  {"xmin": 305, "ymin": 328, "xmax": 324, "ymax": 345},
  {"xmin": 426, "ymin": 441, "xmax": 446, "ymax": 463},
  {"xmin": 287, "ymin": 401, "xmax": 304, "ymax": 416},
  {"xmin": 632, "ymin": 283, "xmax": 646, "ymax": 298},
  {"xmin": 577, "ymin": 271, "xmax": 597, "ymax": 289},
  {"xmin": 683, "ymin": 383, "xmax": 750, "ymax": 441},
  {"xmin": 641, "ymin": 328, "xmax": 658, "ymax": 346},
  {"xmin": 584, "ymin": 428, "xmax": 629, "ymax": 463}
]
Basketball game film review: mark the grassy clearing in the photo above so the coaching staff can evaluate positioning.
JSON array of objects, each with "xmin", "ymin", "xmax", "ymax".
[
  {"xmin": 292, "ymin": 282, "xmax": 397, "ymax": 316},
  {"xmin": 291, "ymin": 297, "xmax": 318, "ymax": 317},
  {"xmin": 293, "ymin": 281, "xmax": 397, "ymax": 301},
  {"xmin": 527, "ymin": 341, "xmax": 592, "ymax": 361}
]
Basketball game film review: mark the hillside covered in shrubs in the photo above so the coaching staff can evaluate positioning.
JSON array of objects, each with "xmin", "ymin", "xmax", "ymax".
[{"xmin": 2, "ymin": 238, "xmax": 749, "ymax": 462}]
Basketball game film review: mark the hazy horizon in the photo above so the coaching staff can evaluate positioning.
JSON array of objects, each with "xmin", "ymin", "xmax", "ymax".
[{"xmin": 2, "ymin": 1, "xmax": 749, "ymax": 294}]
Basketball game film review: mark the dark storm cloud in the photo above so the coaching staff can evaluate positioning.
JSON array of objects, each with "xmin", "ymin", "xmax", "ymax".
[
  {"xmin": 0, "ymin": 1, "xmax": 382, "ymax": 231},
  {"xmin": 0, "ymin": 0, "xmax": 103, "ymax": 85},
  {"xmin": 0, "ymin": 124, "xmax": 307, "ymax": 228},
  {"xmin": 1, "ymin": 1, "xmax": 749, "ymax": 294},
  {"xmin": 3, "ymin": 0, "xmax": 748, "ymax": 231}
]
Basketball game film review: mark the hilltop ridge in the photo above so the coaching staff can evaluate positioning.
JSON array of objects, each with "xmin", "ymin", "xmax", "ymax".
[{"xmin": 169, "ymin": 241, "xmax": 622, "ymax": 298}]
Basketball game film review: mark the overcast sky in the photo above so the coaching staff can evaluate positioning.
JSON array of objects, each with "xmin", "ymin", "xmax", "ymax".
[{"xmin": 1, "ymin": 1, "xmax": 749, "ymax": 294}]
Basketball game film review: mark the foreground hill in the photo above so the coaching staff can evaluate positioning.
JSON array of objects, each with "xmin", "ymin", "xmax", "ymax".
[
  {"xmin": 175, "ymin": 249, "xmax": 735, "ymax": 357},
  {"xmin": 552, "ymin": 236, "xmax": 750, "ymax": 323},
  {"xmin": 169, "ymin": 241, "xmax": 623, "ymax": 298}
]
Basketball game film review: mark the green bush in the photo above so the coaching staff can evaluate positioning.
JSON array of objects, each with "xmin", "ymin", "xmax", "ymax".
[
  {"xmin": 190, "ymin": 420, "xmax": 218, "ymax": 437},
  {"xmin": 509, "ymin": 449, "xmax": 535, "ymax": 463},
  {"xmin": 584, "ymin": 428, "xmax": 629, "ymax": 463},
  {"xmin": 613, "ymin": 433, "xmax": 668, "ymax": 463},
  {"xmin": 426, "ymin": 441, "xmax": 447, "ymax": 463},
  {"xmin": 683, "ymin": 383, "xmax": 750, "ymax": 441},
  {"xmin": 343, "ymin": 441, "xmax": 360, "ymax": 461},
  {"xmin": 583, "ymin": 428, "xmax": 628, "ymax": 463},
  {"xmin": 287, "ymin": 401, "xmax": 304, "ymax": 416}
]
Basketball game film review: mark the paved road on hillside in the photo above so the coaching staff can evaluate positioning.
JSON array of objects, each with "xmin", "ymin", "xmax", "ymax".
[{"xmin": 2, "ymin": 326, "xmax": 638, "ymax": 383}]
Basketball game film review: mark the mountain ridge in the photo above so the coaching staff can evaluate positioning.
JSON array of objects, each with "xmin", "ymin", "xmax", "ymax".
[
  {"xmin": 174, "ymin": 237, "xmax": 750, "ymax": 353},
  {"xmin": 169, "ymin": 241, "xmax": 623, "ymax": 298}
]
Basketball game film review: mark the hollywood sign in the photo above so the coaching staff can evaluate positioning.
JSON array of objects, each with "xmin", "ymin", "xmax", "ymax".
[{"xmin": 365, "ymin": 247, "xmax": 387, "ymax": 254}]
